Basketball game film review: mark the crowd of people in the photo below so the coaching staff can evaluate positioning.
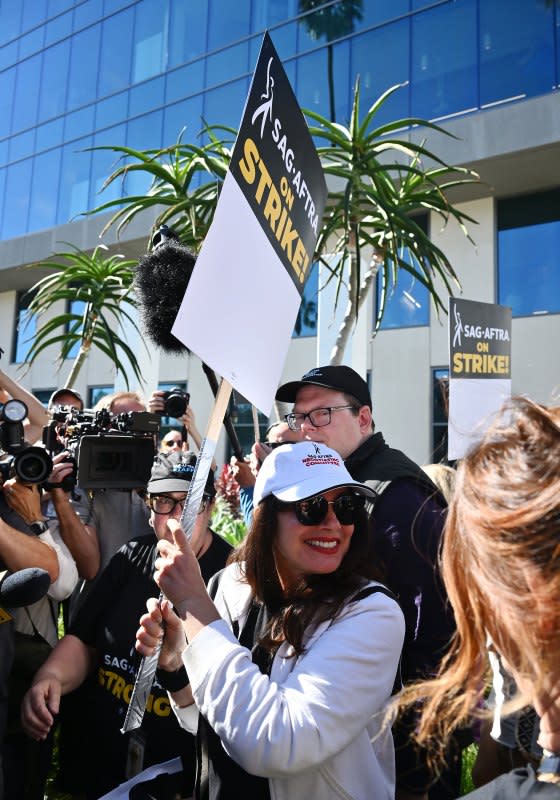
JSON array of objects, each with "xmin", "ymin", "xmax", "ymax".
[{"xmin": 0, "ymin": 362, "xmax": 558, "ymax": 800}]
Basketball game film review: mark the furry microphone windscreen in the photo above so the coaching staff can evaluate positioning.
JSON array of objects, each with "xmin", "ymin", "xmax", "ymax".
[{"xmin": 135, "ymin": 240, "xmax": 197, "ymax": 354}]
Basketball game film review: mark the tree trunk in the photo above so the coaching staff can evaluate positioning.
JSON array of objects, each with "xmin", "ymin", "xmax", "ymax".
[
  {"xmin": 329, "ymin": 256, "xmax": 379, "ymax": 365},
  {"xmin": 64, "ymin": 342, "xmax": 91, "ymax": 389}
]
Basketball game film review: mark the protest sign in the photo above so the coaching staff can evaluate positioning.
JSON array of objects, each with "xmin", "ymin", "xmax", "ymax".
[
  {"xmin": 448, "ymin": 297, "xmax": 512, "ymax": 460},
  {"xmin": 172, "ymin": 31, "xmax": 327, "ymax": 414}
]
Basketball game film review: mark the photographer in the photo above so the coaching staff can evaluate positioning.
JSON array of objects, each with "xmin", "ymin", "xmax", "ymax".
[
  {"xmin": 0, "ymin": 367, "xmax": 49, "ymax": 446},
  {"xmin": 148, "ymin": 388, "xmax": 204, "ymax": 453},
  {"xmin": 0, "ymin": 461, "xmax": 80, "ymax": 800}
]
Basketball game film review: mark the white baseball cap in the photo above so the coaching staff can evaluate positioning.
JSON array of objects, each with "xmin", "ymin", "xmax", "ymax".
[{"xmin": 253, "ymin": 441, "xmax": 376, "ymax": 506}]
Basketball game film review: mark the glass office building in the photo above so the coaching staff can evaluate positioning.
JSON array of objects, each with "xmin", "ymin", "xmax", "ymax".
[{"xmin": 0, "ymin": 0, "xmax": 559, "ymax": 463}]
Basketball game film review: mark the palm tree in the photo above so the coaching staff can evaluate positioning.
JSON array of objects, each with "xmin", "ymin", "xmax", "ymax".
[
  {"xmin": 23, "ymin": 243, "xmax": 142, "ymax": 388},
  {"xmin": 87, "ymin": 84, "xmax": 478, "ymax": 365},
  {"xmin": 88, "ymin": 125, "xmax": 235, "ymax": 251},
  {"xmin": 305, "ymin": 79, "xmax": 479, "ymax": 363}
]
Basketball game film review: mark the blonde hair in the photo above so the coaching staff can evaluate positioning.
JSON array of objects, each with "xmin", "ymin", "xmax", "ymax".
[
  {"xmin": 93, "ymin": 391, "xmax": 145, "ymax": 412},
  {"xmin": 397, "ymin": 397, "xmax": 560, "ymax": 766},
  {"xmin": 421, "ymin": 463, "xmax": 457, "ymax": 504}
]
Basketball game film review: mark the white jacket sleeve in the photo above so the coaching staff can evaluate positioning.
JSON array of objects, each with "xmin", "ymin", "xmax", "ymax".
[
  {"xmin": 182, "ymin": 590, "xmax": 404, "ymax": 778},
  {"xmin": 39, "ymin": 526, "xmax": 79, "ymax": 601}
]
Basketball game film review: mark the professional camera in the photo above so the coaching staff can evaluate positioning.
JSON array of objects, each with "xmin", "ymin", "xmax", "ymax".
[
  {"xmin": 43, "ymin": 406, "xmax": 160, "ymax": 490},
  {"xmin": 161, "ymin": 387, "xmax": 189, "ymax": 418},
  {"xmin": 0, "ymin": 400, "xmax": 53, "ymax": 484}
]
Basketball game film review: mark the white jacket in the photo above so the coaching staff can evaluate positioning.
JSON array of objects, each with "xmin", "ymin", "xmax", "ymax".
[{"xmin": 173, "ymin": 562, "xmax": 405, "ymax": 800}]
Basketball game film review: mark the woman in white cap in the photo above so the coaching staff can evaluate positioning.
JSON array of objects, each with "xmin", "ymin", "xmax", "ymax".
[{"xmin": 136, "ymin": 441, "xmax": 405, "ymax": 800}]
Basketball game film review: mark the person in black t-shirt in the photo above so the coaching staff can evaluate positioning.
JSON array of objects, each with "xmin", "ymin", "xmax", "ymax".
[
  {"xmin": 21, "ymin": 451, "xmax": 232, "ymax": 800},
  {"xmin": 393, "ymin": 397, "xmax": 560, "ymax": 800}
]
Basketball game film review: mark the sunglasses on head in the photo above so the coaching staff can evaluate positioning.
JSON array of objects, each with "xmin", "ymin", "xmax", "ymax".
[{"xmin": 275, "ymin": 492, "xmax": 365, "ymax": 526}]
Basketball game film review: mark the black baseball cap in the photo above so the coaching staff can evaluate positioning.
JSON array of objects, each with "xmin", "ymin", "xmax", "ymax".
[
  {"xmin": 147, "ymin": 451, "xmax": 216, "ymax": 497},
  {"xmin": 48, "ymin": 388, "xmax": 84, "ymax": 410},
  {"xmin": 275, "ymin": 366, "xmax": 372, "ymax": 409}
]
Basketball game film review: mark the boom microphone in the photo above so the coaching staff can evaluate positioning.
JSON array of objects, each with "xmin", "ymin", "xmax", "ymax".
[
  {"xmin": 134, "ymin": 231, "xmax": 196, "ymax": 354},
  {"xmin": 135, "ymin": 226, "xmax": 244, "ymax": 459},
  {"xmin": 0, "ymin": 567, "xmax": 51, "ymax": 609}
]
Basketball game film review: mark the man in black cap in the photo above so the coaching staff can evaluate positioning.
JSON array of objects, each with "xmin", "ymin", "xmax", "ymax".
[{"xmin": 276, "ymin": 366, "xmax": 458, "ymax": 800}]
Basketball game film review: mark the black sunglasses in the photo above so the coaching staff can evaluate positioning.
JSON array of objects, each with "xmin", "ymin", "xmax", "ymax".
[{"xmin": 275, "ymin": 492, "xmax": 365, "ymax": 526}]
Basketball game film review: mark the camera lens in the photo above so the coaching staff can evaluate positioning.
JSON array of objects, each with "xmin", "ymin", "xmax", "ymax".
[
  {"xmin": 13, "ymin": 447, "xmax": 53, "ymax": 484},
  {"xmin": 163, "ymin": 388, "xmax": 188, "ymax": 418}
]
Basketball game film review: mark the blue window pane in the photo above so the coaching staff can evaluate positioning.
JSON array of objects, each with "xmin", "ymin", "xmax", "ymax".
[
  {"xmin": 250, "ymin": 22, "xmax": 298, "ymax": 65},
  {"xmin": 37, "ymin": 117, "xmax": 65, "ymax": 151},
  {"xmin": 39, "ymin": 40, "xmax": 70, "ymax": 122},
  {"xmin": 95, "ymin": 91, "xmax": 129, "ymax": 130},
  {"xmin": 297, "ymin": 2, "xmax": 365, "ymax": 53},
  {"xmin": 13, "ymin": 54, "xmax": 42, "ymax": 132},
  {"xmin": 203, "ymin": 78, "xmax": 249, "ymax": 129},
  {"xmin": 57, "ymin": 137, "xmax": 92, "ymax": 224},
  {"xmin": 0, "ymin": 168, "xmax": 5, "ymax": 233},
  {"xmin": 45, "ymin": 9, "xmax": 73, "ymax": 46},
  {"xmin": 166, "ymin": 61, "xmax": 205, "ymax": 104},
  {"xmin": 411, "ymin": 0, "xmax": 477, "ymax": 120},
  {"xmin": 169, "ymin": 3, "xmax": 207, "ymax": 65},
  {"xmin": 29, "ymin": 148, "xmax": 62, "ymax": 231},
  {"xmin": 480, "ymin": 0, "xmax": 554, "ymax": 106},
  {"xmin": 293, "ymin": 261, "xmax": 318, "ymax": 338},
  {"xmin": 18, "ymin": 27, "xmax": 45, "ymax": 59},
  {"xmin": 0, "ymin": 40, "xmax": 18, "ymax": 71},
  {"xmin": 73, "ymin": 0, "xmax": 103, "ymax": 30},
  {"xmin": 133, "ymin": 0, "xmax": 168, "ymax": 83},
  {"xmin": 163, "ymin": 96, "xmax": 204, "ymax": 145},
  {"xmin": 208, "ymin": 0, "xmax": 251, "ymax": 50},
  {"xmin": 98, "ymin": 9, "xmax": 133, "ymax": 96},
  {"xmin": 68, "ymin": 26, "xmax": 101, "ymax": 109},
  {"xmin": 20, "ymin": 0, "xmax": 47, "ymax": 28},
  {"xmin": 0, "ymin": 141, "xmax": 7, "ymax": 166},
  {"xmin": 2, "ymin": 159, "xmax": 32, "ymax": 238},
  {"xmin": 90, "ymin": 122, "xmax": 127, "ymax": 207},
  {"xmin": 375, "ymin": 216, "xmax": 430, "ymax": 330},
  {"xmin": 125, "ymin": 111, "xmax": 163, "ymax": 195},
  {"xmin": 9, "ymin": 129, "xmax": 35, "ymax": 162},
  {"xmin": 377, "ymin": 266, "xmax": 430, "ymax": 330},
  {"xmin": 0, "ymin": 4, "xmax": 23, "ymax": 45},
  {"xmin": 206, "ymin": 42, "xmax": 250, "ymax": 88},
  {"xmin": 129, "ymin": 76, "xmax": 165, "ymax": 118},
  {"xmin": 360, "ymin": 2, "xmax": 408, "ymax": 28},
  {"xmin": 498, "ymin": 221, "xmax": 560, "ymax": 316},
  {"xmin": 295, "ymin": 40, "xmax": 349, "ymax": 124},
  {"xmin": 48, "ymin": 0, "xmax": 74, "ymax": 14},
  {"xmin": 0, "ymin": 67, "xmax": 15, "ymax": 139},
  {"xmin": 350, "ymin": 23, "xmax": 409, "ymax": 129},
  {"xmin": 126, "ymin": 110, "xmax": 163, "ymax": 151},
  {"xmin": 252, "ymin": 0, "xmax": 296, "ymax": 31},
  {"xmin": 64, "ymin": 105, "xmax": 96, "ymax": 142}
]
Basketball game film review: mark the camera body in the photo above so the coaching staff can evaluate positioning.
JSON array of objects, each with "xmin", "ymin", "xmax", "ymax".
[
  {"xmin": 0, "ymin": 400, "xmax": 53, "ymax": 484},
  {"xmin": 43, "ymin": 406, "xmax": 160, "ymax": 490},
  {"xmin": 161, "ymin": 387, "xmax": 190, "ymax": 418}
]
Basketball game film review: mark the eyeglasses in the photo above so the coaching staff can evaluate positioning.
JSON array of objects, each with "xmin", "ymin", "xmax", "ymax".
[
  {"xmin": 163, "ymin": 439, "xmax": 182, "ymax": 448},
  {"xmin": 284, "ymin": 405, "xmax": 355, "ymax": 432},
  {"xmin": 263, "ymin": 441, "xmax": 284, "ymax": 449},
  {"xmin": 275, "ymin": 492, "xmax": 365, "ymax": 526},
  {"xmin": 148, "ymin": 494, "xmax": 211, "ymax": 515}
]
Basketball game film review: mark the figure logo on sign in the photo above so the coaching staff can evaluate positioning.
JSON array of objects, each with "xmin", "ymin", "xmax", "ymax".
[
  {"xmin": 453, "ymin": 305, "xmax": 463, "ymax": 348},
  {"xmin": 251, "ymin": 56, "xmax": 274, "ymax": 139}
]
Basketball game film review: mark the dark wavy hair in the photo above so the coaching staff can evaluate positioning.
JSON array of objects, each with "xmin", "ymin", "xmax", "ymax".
[{"xmin": 231, "ymin": 494, "xmax": 382, "ymax": 655}]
